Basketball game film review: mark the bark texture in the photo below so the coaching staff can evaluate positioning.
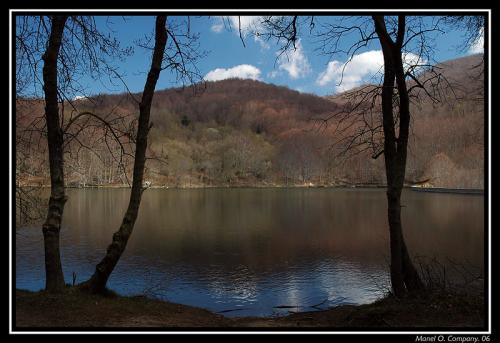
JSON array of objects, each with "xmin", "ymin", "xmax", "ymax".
[{"xmin": 41, "ymin": 15, "xmax": 68, "ymax": 292}]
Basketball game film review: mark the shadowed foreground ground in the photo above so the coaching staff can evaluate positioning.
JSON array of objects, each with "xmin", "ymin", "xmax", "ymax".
[{"xmin": 15, "ymin": 288, "xmax": 484, "ymax": 329}]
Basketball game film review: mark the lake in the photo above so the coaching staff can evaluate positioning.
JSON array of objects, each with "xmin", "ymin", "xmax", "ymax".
[{"xmin": 15, "ymin": 188, "xmax": 485, "ymax": 317}]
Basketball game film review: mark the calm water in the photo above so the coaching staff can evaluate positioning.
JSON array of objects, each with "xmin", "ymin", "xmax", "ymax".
[{"xmin": 16, "ymin": 188, "xmax": 484, "ymax": 317}]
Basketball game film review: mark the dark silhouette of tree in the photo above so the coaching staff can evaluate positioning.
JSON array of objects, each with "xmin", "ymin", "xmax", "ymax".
[
  {"xmin": 246, "ymin": 14, "xmax": 484, "ymax": 296},
  {"xmin": 17, "ymin": 14, "xmax": 205, "ymax": 293},
  {"xmin": 79, "ymin": 16, "xmax": 168, "ymax": 293},
  {"xmin": 40, "ymin": 15, "xmax": 68, "ymax": 292},
  {"xmin": 16, "ymin": 15, "xmax": 132, "ymax": 292},
  {"xmin": 80, "ymin": 15, "xmax": 204, "ymax": 293},
  {"xmin": 372, "ymin": 15, "xmax": 424, "ymax": 294}
]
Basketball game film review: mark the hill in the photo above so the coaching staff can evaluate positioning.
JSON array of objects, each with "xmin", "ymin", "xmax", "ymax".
[
  {"xmin": 15, "ymin": 55, "xmax": 484, "ymax": 189},
  {"xmin": 323, "ymin": 53, "xmax": 484, "ymax": 188}
]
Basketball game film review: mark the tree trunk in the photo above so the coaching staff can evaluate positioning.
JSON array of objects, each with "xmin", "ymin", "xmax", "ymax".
[
  {"xmin": 392, "ymin": 36, "xmax": 424, "ymax": 293},
  {"xmin": 80, "ymin": 16, "xmax": 168, "ymax": 294},
  {"xmin": 373, "ymin": 15, "xmax": 424, "ymax": 296},
  {"xmin": 41, "ymin": 15, "xmax": 68, "ymax": 293}
]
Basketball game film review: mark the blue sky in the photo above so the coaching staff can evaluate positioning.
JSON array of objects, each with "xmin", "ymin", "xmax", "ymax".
[{"xmin": 17, "ymin": 15, "xmax": 484, "ymax": 98}]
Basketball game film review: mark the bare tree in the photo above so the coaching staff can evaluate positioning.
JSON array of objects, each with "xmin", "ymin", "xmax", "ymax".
[
  {"xmin": 16, "ymin": 15, "xmax": 132, "ymax": 292},
  {"xmin": 78, "ymin": 15, "xmax": 205, "ymax": 294},
  {"xmin": 17, "ymin": 15, "xmax": 204, "ymax": 293},
  {"xmin": 40, "ymin": 15, "xmax": 69, "ymax": 292},
  {"xmin": 79, "ymin": 16, "xmax": 168, "ymax": 293},
  {"xmin": 372, "ymin": 15, "xmax": 424, "ymax": 294},
  {"xmin": 250, "ymin": 14, "xmax": 484, "ymax": 296}
]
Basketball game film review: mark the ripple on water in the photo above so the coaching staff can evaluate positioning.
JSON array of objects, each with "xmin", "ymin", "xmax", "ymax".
[{"xmin": 16, "ymin": 188, "xmax": 483, "ymax": 317}]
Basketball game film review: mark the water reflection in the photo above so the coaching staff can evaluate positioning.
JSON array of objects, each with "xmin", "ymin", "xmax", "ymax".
[{"xmin": 16, "ymin": 188, "xmax": 484, "ymax": 317}]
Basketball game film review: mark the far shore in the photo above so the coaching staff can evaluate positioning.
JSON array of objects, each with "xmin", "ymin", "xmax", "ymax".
[{"xmin": 18, "ymin": 183, "xmax": 485, "ymax": 195}]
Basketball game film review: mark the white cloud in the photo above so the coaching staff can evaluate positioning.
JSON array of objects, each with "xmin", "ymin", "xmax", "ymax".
[
  {"xmin": 254, "ymin": 36, "xmax": 270, "ymax": 50},
  {"xmin": 316, "ymin": 50, "xmax": 424, "ymax": 92},
  {"xmin": 316, "ymin": 50, "xmax": 383, "ymax": 91},
  {"xmin": 210, "ymin": 16, "xmax": 260, "ymax": 35},
  {"xmin": 204, "ymin": 64, "xmax": 261, "ymax": 82},
  {"xmin": 468, "ymin": 28, "xmax": 484, "ymax": 54},
  {"xmin": 227, "ymin": 16, "xmax": 259, "ymax": 33},
  {"xmin": 277, "ymin": 40, "xmax": 311, "ymax": 79},
  {"xmin": 211, "ymin": 23, "xmax": 224, "ymax": 33},
  {"xmin": 210, "ymin": 16, "xmax": 269, "ymax": 49},
  {"xmin": 267, "ymin": 70, "xmax": 279, "ymax": 79}
]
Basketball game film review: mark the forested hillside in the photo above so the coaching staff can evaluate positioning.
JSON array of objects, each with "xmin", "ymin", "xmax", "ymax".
[{"xmin": 16, "ymin": 54, "xmax": 484, "ymax": 189}]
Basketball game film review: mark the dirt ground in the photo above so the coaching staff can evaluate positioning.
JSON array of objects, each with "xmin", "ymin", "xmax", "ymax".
[{"xmin": 14, "ymin": 288, "xmax": 485, "ymax": 330}]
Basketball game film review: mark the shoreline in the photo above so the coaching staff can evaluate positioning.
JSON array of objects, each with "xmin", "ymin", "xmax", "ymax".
[
  {"xmin": 408, "ymin": 187, "xmax": 484, "ymax": 195},
  {"xmin": 14, "ymin": 288, "xmax": 485, "ymax": 329},
  {"xmin": 18, "ymin": 184, "xmax": 484, "ymax": 194}
]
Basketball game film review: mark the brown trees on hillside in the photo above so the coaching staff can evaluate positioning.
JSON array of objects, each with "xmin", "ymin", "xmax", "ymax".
[{"xmin": 16, "ymin": 67, "xmax": 484, "ymax": 190}]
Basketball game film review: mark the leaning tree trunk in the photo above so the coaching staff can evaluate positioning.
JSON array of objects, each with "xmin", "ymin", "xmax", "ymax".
[
  {"xmin": 41, "ymin": 15, "xmax": 68, "ymax": 292},
  {"xmin": 373, "ymin": 15, "xmax": 424, "ymax": 296},
  {"xmin": 80, "ymin": 16, "xmax": 168, "ymax": 294}
]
